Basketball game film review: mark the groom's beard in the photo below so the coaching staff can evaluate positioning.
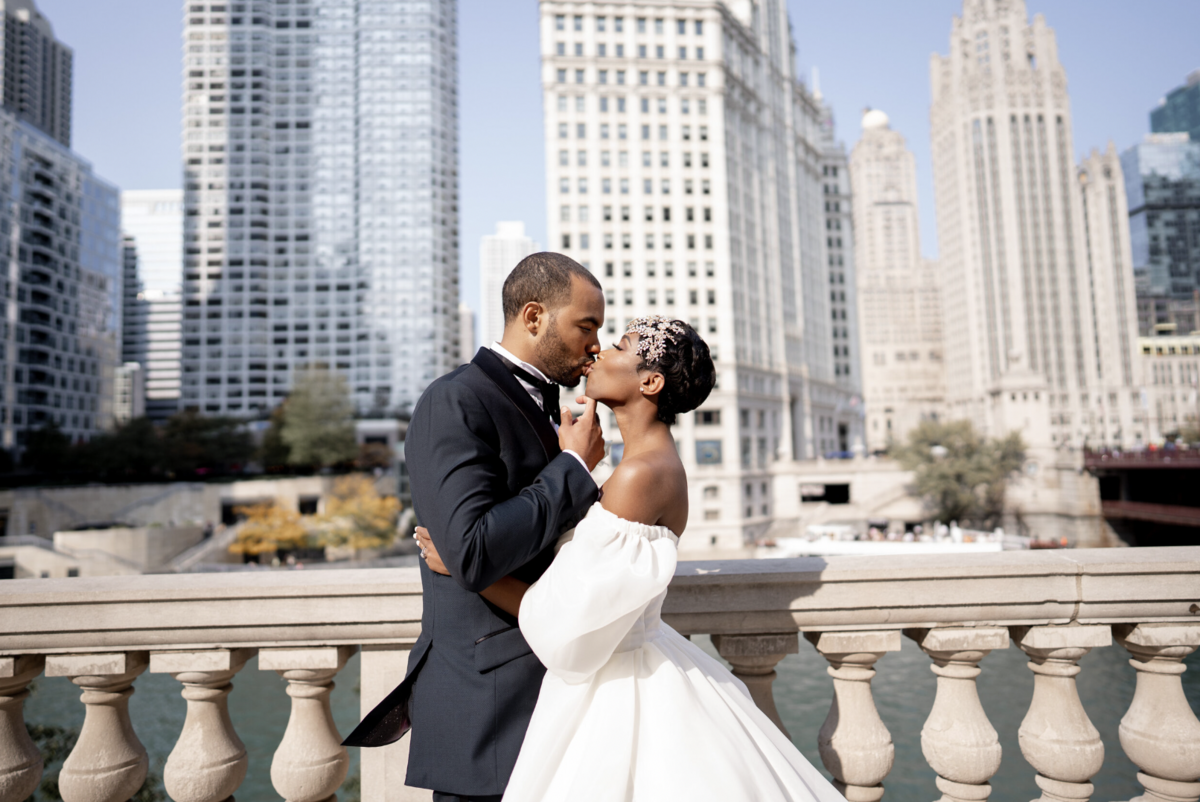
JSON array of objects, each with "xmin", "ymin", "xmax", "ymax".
[{"xmin": 535, "ymin": 320, "xmax": 588, "ymax": 388}]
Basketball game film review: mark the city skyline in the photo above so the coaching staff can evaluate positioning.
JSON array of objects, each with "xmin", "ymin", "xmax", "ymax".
[{"xmin": 36, "ymin": 0, "xmax": 1200, "ymax": 318}]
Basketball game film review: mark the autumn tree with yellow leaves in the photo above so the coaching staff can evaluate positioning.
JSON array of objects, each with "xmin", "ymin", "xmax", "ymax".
[
  {"xmin": 227, "ymin": 502, "xmax": 310, "ymax": 556},
  {"xmin": 312, "ymin": 474, "xmax": 401, "ymax": 551}
]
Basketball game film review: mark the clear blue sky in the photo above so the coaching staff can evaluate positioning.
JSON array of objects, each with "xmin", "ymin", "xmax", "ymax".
[{"xmin": 39, "ymin": 0, "xmax": 1200, "ymax": 317}]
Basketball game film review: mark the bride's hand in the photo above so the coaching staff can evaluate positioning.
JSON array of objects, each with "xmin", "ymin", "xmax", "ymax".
[{"xmin": 415, "ymin": 526, "xmax": 450, "ymax": 576}]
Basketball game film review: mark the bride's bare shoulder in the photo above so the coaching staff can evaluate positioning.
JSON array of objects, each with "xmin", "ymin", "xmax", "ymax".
[{"xmin": 599, "ymin": 450, "xmax": 686, "ymax": 527}]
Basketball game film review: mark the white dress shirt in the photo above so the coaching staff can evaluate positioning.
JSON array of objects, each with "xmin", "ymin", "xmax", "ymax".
[{"xmin": 490, "ymin": 342, "xmax": 594, "ymax": 479}]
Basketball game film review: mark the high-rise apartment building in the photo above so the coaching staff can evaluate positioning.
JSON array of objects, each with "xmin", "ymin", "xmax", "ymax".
[
  {"xmin": 0, "ymin": 0, "xmax": 72, "ymax": 147},
  {"xmin": 850, "ymin": 108, "xmax": 944, "ymax": 451},
  {"xmin": 121, "ymin": 189, "xmax": 184, "ymax": 421},
  {"xmin": 1120, "ymin": 133, "xmax": 1200, "ymax": 337},
  {"xmin": 0, "ymin": 0, "xmax": 120, "ymax": 452},
  {"xmin": 930, "ymin": 0, "xmax": 1140, "ymax": 538},
  {"xmin": 479, "ymin": 221, "xmax": 537, "ymax": 347},
  {"xmin": 540, "ymin": 0, "xmax": 858, "ymax": 546},
  {"xmin": 1151, "ymin": 69, "xmax": 1200, "ymax": 143},
  {"xmin": 181, "ymin": 0, "xmax": 459, "ymax": 418}
]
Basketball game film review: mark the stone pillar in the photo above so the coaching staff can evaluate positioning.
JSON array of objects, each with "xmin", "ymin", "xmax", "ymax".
[
  {"xmin": 906, "ymin": 627, "xmax": 1008, "ymax": 802},
  {"xmin": 1114, "ymin": 623, "xmax": 1200, "ymax": 802},
  {"xmin": 46, "ymin": 652, "xmax": 149, "ymax": 802},
  {"xmin": 150, "ymin": 648, "xmax": 256, "ymax": 802},
  {"xmin": 0, "ymin": 655, "xmax": 45, "ymax": 802},
  {"xmin": 260, "ymin": 646, "xmax": 357, "ymax": 802},
  {"xmin": 805, "ymin": 630, "xmax": 901, "ymax": 802},
  {"xmin": 1011, "ymin": 625, "xmax": 1111, "ymax": 802},
  {"xmin": 712, "ymin": 633, "xmax": 799, "ymax": 738},
  {"xmin": 359, "ymin": 644, "xmax": 431, "ymax": 802}
]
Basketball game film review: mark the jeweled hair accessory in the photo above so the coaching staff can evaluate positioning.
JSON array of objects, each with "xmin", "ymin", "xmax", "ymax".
[{"xmin": 627, "ymin": 315, "xmax": 687, "ymax": 363}]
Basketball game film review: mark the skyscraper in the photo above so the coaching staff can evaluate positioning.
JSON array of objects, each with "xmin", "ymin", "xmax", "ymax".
[
  {"xmin": 479, "ymin": 221, "xmax": 537, "ymax": 347},
  {"xmin": 1151, "ymin": 69, "xmax": 1200, "ymax": 143},
  {"xmin": 930, "ymin": 0, "xmax": 1140, "ymax": 537},
  {"xmin": 540, "ymin": 0, "xmax": 858, "ymax": 546},
  {"xmin": 1120, "ymin": 133, "xmax": 1200, "ymax": 336},
  {"xmin": 181, "ymin": 0, "xmax": 460, "ymax": 418},
  {"xmin": 0, "ymin": 0, "xmax": 72, "ymax": 146},
  {"xmin": 121, "ymin": 189, "xmax": 184, "ymax": 421},
  {"xmin": 0, "ymin": 0, "xmax": 120, "ymax": 453},
  {"xmin": 850, "ymin": 108, "xmax": 944, "ymax": 451}
]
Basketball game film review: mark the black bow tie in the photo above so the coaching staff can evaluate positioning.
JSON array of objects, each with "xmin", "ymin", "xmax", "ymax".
[{"xmin": 497, "ymin": 354, "xmax": 560, "ymax": 426}]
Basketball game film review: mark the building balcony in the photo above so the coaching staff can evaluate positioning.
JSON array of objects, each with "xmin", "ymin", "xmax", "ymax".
[{"xmin": 0, "ymin": 548, "xmax": 1197, "ymax": 802}]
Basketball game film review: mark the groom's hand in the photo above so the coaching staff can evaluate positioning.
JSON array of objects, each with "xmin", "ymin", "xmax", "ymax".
[{"xmin": 559, "ymin": 396, "xmax": 605, "ymax": 471}]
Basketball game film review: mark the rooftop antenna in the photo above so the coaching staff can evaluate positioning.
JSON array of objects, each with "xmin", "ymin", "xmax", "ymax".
[{"xmin": 812, "ymin": 66, "xmax": 822, "ymax": 100}]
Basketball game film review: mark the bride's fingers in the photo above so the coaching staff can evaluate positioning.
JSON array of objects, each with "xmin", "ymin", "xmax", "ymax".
[{"xmin": 560, "ymin": 405, "xmax": 574, "ymax": 427}]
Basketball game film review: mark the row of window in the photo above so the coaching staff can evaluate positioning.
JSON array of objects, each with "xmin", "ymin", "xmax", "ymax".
[
  {"xmin": 555, "ymin": 15, "xmax": 703, "ymax": 36},
  {"xmin": 559, "ymin": 177, "xmax": 711, "ymax": 196},
  {"xmin": 556, "ymin": 68, "xmax": 706, "ymax": 87},
  {"xmin": 558, "ymin": 150, "xmax": 710, "ymax": 169},
  {"xmin": 563, "ymin": 232, "xmax": 714, "ymax": 251},
  {"xmin": 556, "ymin": 95, "xmax": 708, "ymax": 115},
  {"xmin": 604, "ymin": 287, "xmax": 718, "ymax": 307},
  {"xmin": 601, "ymin": 260, "xmax": 715, "ymax": 279},
  {"xmin": 557, "ymin": 122, "xmax": 710, "ymax": 143},
  {"xmin": 555, "ymin": 42, "xmax": 705, "ymax": 61},
  {"xmin": 562, "ymin": 205, "xmax": 713, "ymax": 223}
]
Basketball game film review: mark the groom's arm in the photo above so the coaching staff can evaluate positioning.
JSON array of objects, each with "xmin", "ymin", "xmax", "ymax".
[{"xmin": 407, "ymin": 380, "xmax": 599, "ymax": 593}]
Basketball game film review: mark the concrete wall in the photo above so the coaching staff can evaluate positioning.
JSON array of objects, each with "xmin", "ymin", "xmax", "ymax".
[
  {"xmin": 0, "ymin": 543, "xmax": 142, "ymax": 579},
  {"xmin": 0, "ymin": 476, "xmax": 344, "ymax": 539},
  {"xmin": 53, "ymin": 526, "xmax": 207, "ymax": 571}
]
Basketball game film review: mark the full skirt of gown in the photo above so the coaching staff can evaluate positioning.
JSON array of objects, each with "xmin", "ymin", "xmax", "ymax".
[{"xmin": 502, "ymin": 503, "xmax": 846, "ymax": 802}]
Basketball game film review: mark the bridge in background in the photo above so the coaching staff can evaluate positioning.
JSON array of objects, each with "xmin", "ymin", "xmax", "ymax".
[{"xmin": 1085, "ymin": 448, "xmax": 1200, "ymax": 546}]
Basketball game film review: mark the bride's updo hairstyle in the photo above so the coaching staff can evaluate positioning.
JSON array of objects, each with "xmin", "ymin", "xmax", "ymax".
[{"xmin": 627, "ymin": 316, "xmax": 716, "ymax": 426}]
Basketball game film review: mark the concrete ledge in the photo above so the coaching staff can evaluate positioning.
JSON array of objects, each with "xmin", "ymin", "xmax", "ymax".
[{"xmin": 0, "ymin": 548, "xmax": 1196, "ymax": 654}]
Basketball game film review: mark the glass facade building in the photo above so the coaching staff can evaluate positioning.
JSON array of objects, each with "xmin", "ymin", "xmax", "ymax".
[
  {"xmin": 181, "ymin": 0, "xmax": 460, "ymax": 417},
  {"xmin": 1121, "ymin": 133, "xmax": 1200, "ymax": 336},
  {"xmin": 1151, "ymin": 69, "xmax": 1200, "ymax": 143}
]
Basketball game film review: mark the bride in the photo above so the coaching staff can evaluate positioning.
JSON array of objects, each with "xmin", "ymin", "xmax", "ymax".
[{"xmin": 419, "ymin": 316, "xmax": 845, "ymax": 802}]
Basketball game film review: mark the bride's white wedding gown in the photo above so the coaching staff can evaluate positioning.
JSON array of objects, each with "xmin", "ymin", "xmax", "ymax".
[{"xmin": 503, "ymin": 503, "xmax": 846, "ymax": 802}]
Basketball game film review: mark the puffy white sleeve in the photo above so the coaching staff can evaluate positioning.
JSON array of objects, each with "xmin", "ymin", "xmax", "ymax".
[{"xmin": 519, "ymin": 504, "xmax": 678, "ymax": 684}]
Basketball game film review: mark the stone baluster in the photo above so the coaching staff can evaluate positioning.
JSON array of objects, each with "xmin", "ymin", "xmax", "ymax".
[
  {"xmin": 1011, "ymin": 625, "xmax": 1111, "ymax": 802},
  {"xmin": 260, "ymin": 646, "xmax": 357, "ymax": 802},
  {"xmin": 1114, "ymin": 623, "xmax": 1200, "ymax": 802},
  {"xmin": 150, "ymin": 648, "xmax": 256, "ymax": 802},
  {"xmin": 0, "ymin": 655, "xmax": 45, "ymax": 802},
  {"xmin": 712, "ymin": 633, "xmax": 799, "ymax": 738},
  {"xmin": 805, "ymin": 631, "xmax": 901, "ymax": 802},
  {"xmin": 906, "ymin": 627, "xmax": 1009, "ymax": 802},
  {"xmin": 46, "ymin": 652, "xmax": 149, "ymax": 802}
]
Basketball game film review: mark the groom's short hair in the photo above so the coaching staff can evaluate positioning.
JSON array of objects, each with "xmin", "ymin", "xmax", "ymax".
[{"xmin": 502, "ymin": 252, "xmax": 601, "ymax": 323}]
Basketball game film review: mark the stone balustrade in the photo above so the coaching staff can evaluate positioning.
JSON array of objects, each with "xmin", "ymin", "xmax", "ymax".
[{"xmin": 0, "ymin": 546, "xmax": 1197, "ymax": 802}]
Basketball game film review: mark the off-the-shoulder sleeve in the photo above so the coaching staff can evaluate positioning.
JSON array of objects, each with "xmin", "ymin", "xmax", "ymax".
[{"xmin": 519, "ymin": 505, "xmax": 677, "ymax": 684}]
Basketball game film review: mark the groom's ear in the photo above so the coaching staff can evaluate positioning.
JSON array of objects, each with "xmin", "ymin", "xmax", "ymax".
[{"xmin": 521, "ymin": 301, "xmax": 548, "ymax": 336}]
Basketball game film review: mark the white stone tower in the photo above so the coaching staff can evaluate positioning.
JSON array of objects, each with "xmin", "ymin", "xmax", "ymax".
[
  {"xmin": 850, "ymin": 109, "xmax": 945, "ymax": 450},
  {"xmin": 479, "ymin": 221, "xmax": 537, "ymax": 348}
]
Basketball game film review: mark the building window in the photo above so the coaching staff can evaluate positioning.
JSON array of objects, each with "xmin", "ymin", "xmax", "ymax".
[
  {"xmin": 695, "ymin": 20, "xmax": 703, "ymax": 35},
  {"xmin": 657, "ymin": 71, "xmax": 666, "ymax": 86},
  {"xmin": 580, "ymin": 233, "xmax": 590, "ymax": 250},
  {"xmin": 600, "ymin": 123, "xmax": 610, "ymax": 139},
  {"xmin": 574, "ymin": 15, "xmax": 583, "ymax": 31},
  {"xmin": 698, "ymin": 72, "xmax": 706, "ymax": 87},
  {"xmin": 615, "ymin": 16, "xmax": 624, "ymax": 32},
  {"xmin": 656, "ymin": 45, "xmax": 665, "ymax": 59},
  {"xmin": 617, "ymin": 70, "xmax": 626, "ymax": 85},
  {"xmin": 560, "ymin": 204, "xmax": 570, "ymax": 222},
  {"xmin": 577, "ymin": 123, "xmax": 586, "ymax": 138},
  {"xmin": 682, "ymin": 125, "xmax": 691, "ymax": 141},
  {"xmin": 599, "ymin": 70, "xmax": 608, "ymax": 84},
  {"xmin": 697, "ymin": 410, "xmax": 721, "ymax": 425},
  {"xmin": 677, "ymin": 19, "xmax": 686, "ymax": 34},
  {"xmin": 696, "ymin": 440, "xmax": 722, "ymax": 465},
  {"xmin": 679, "ymin": 47, "xmax": 687, "ymax": 60},
  {"xmin": 659, "ymin": 125, "xmax": 668, "ymax": 141},
  {"xmin": 639, "ymin": 71, "xmax": 649, "ymax": 85},
  {"xmin": 556, "ymin": 42, "xmax": 565, "ymax": 56},
  {"xmin": 597, "ymin": 16, "xmax": 607, "ymax": 31},
  {"xmin": 557, "ymin": 69, "xmax": 566, "ymax": 83},
  {"xmin": 641, "ymin": 125, "xmax": 650, "ymax": 140},
  {"xmin": 575, "ymin": 69, "xmax": 584, "ymax": 84},
  {"xmin": 562, "ymin": 234, "xmax": 571, "ymax": 248},
  {"xmin": 555, "ymin": 14, "xmax": 565, "ymax": 31},
  {"xmin": 559, "ymin": 178, "xmax": 569, "ymax": 194}
]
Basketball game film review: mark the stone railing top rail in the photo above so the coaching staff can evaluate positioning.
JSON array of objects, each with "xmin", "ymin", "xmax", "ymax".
[{"xmin": 1, "ymin": 546, "xmax": 1196, "ymax": 654}]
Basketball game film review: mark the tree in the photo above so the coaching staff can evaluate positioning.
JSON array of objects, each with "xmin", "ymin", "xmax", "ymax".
[
  {"xmin": 313, "ymin": 474, "xmax": 401, "ymax": 550},
  {"xmin": 79, "ymin": 417, "xmax": 165, "ymax": 479},
  {"xmin": 22, "ymin": 422, "xmax": 70, "ymax": 473},
  {"xmin": 162, "ymin": 409, "xmax": 254, "ymax": 475},
  {"xmin": 227, "ymin": 502, "xmax": 309, "ymax": 556},
  {"xmin": 259, "ymin": 402, "xmax": 292, "ymax": 472},
  {"xmin": 281, "ymin": 368, "xmax": 357, "ymax": 469},
  {"xmin": 893, "ymin": 419, "xmax": 1026, "ymax": 528}
]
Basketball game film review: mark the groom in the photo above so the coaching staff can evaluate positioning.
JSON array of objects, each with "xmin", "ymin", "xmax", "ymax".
[{"xmin": 345, "ymin": 252, "xmax": 606, "ymax": 801}]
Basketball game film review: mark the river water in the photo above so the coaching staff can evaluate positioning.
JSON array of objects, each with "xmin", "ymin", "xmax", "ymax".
[{"xmin": 24, "ymin": 634, "xmax": 1199, "ymax": 801}]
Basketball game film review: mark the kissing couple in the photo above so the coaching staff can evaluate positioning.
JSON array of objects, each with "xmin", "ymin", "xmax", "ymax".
[{"xmin": 346, "ymin": 253, "xmax": 844, "ymax": 802}]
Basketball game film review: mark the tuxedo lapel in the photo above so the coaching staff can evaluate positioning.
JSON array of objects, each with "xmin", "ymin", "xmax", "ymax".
[{"xmin": 471, "ymin": 348, "xmax": 560, "ymax": 460}]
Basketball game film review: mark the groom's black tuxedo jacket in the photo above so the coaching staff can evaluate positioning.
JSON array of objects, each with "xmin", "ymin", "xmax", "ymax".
[{"xmin": 345, "ymin": 347, "xmax": 598, "ymax": 796}]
